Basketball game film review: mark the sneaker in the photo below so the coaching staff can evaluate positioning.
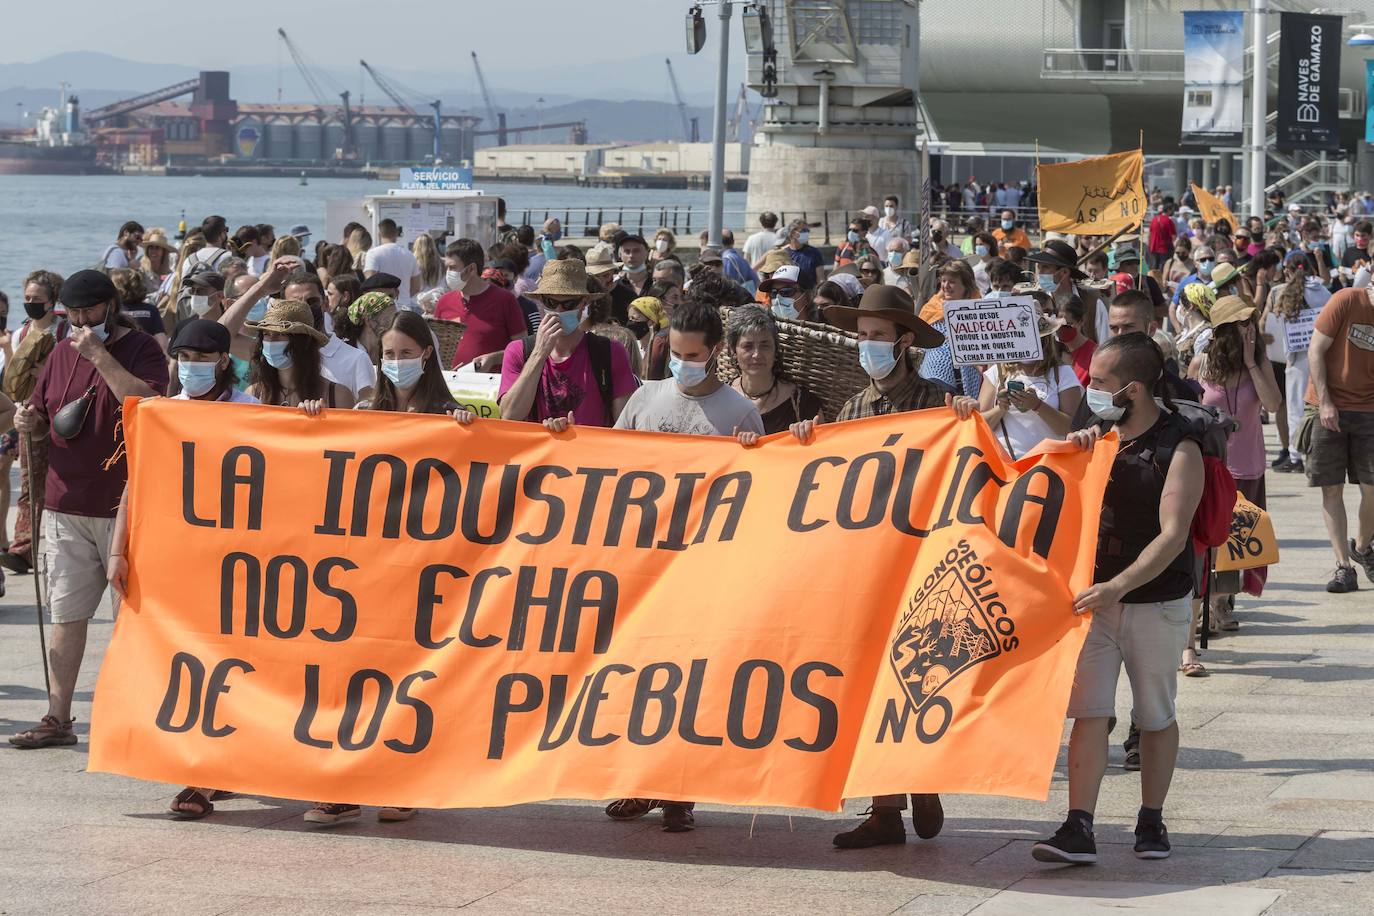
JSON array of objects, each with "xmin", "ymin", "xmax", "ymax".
[
  {"xmin": 1351, "ymin": 540, "xmax": 1374, "ymax": 584},
  {"xmin": 1270, "ymin": 449, "xmax": 1290, "ymax": 469},
  {"xmin": 8, "ymin": 715, "xmax": 77, "ymax": 748},
  {"xmin": 1123, "ymin": 723, "xmax": 1141, "ymax": 771},
  {"xmin": 833, "ymin": 807, "xmax": 906, "ymax": 849},
  {"xmin": 1283, "ymin": 456, "xmax": 1305, "ymax": 474},
  {"xmin": 605, "ymin": 798, "xmax": 661, "ymax": 821},
  {"xmin": 1134, "ymin": 821, "xmax": 1172, "ymax": 859},
  {"xmin": 910, "ymin": 793, "xmax": 944, "ymax": 839},
  {"xmin": 1032, "ymin": 820, "xmax": 1098, "ymax": 865},
  {"xmin": 304, "ymin": 803, "xmax": 361, "ymax": 824},
  {"xmin": 661, "ymin": 803, "xmax": 695, "ymax": 833},
  {"xmin": 1327, "ymin": 565, "xmax": 1359, "ymax": 594},
  {"xmin": 377, "ymin": 806, "xmax": 416, "ymax": 822}
]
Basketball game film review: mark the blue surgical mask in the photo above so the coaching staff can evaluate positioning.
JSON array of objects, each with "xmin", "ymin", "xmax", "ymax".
[
  {"xmin": 1085, "ymin": 384, "xmax": 1129, "ymax": 421},
  {"xmin": 797, "ymin": 231, "xmax": 810, "ymax": 246},
  {"xmin": 382, "ymin": 357, "xmax": 424, "ymax": 389},
  {"xmin": 1199, "ymin": 260, "xmax": 1215, "ymax": 279},
  {"xmin": 555, "ymin": 308, "xmax": 582, "ymax": 334},
  {"xmin": 669, "ymin": 354, "xmax": 711, "ymax": 388},
  {"xmin": 888, "ymin": 251, "xmax": 902, "ymax": 267},
  {"xmin": 987, "ymin": 289, "xmax": 1012, "ymax": 299},
  {"xmin": 1036, "ymin": 273, "xmax": 1058, "ymax": 293},
  {"xmin": 847, "ymin": 230, "xmax": 860, "ymax": 244},
  {"xmin": 771, "ymin": 297, "xmax": 798, "ymax": 320},
  {"xmin": 247, "ymin": 298, "xmax": 269, "ymax": 322},
  {"xmin": 1001, "ymin": 219, "xmax": 1015, "ymax": 231},
  {"xmin": 262, "ymin": 339, "xmax": 293, "ymax": 369},
  {"xmin": 858, "ymin": 339, "xmax": 899, "ymax": 380},
  {"xmin": 178, "ymin": 360, "xmax": 219, "ymax": 397},
  {"xmin": 975, "ymin": 245, "xmax": 990, "ymax": 258}
]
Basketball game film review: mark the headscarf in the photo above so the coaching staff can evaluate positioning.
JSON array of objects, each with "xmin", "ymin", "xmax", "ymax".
[
  {"xmin": 630, "ymin": 296, "xmax": 669, "ymax": 330},
  {"xmin": 1183, "ymin": 281, "xmax": 1215, "ymax": 319},
  {"xmin": 829, "ymin": 272, "xmax": 864, "ymax": 302},
  {"xmin": 348, "ymin": 291, "xmax": 397, "ymax": 341}
]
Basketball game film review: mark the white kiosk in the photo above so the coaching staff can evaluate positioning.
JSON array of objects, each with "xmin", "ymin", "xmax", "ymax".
[{"xmin": 326, "ymin": 167, "xmax": 499, "ymax": 250}]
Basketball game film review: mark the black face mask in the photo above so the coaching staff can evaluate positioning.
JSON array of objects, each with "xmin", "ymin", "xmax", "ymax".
[
  {"xmin": 0, "ymin": 315, "xmax": 7, "ymax": 332},
  {"xmin": 626, "ymin": 320, "xmax": 651, "ymax": 339},
  {"xmin": 23, "ymin": 300, "xmax": 47, "ymax": 321}
]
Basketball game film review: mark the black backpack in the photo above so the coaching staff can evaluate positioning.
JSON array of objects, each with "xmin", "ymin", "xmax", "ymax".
[{"xmin": 520, "ymin": 332, "xmax": 615, "ymax": 425}]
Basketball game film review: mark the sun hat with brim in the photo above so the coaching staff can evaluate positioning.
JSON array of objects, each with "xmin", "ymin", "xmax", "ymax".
[
  {"xmin": 824, "ymin": 284, "xmax": 944, "ymax": 349},
  {"xmin": 1209, "ymin": 295, "xmax": 1256, "ymax": 328},
  {"xmin": 758, "ymin": 248, "xmax": 794, "ymax": 275},
  {"xmin": 244, "ymin": 298, "xmax": 328, "ymax": 343},
  {"xmin": 170, "ymin": 318, "xmax": 231, "ymax": 355},
  {"xmin": 899, "ymin": 249, "xmax": 922, "ymax": 271},
  {"xmin": 1113, "ymin": 244, "xmax": 1141, "ymax": 263},
  {"xmin": 760, "ymin": 264, "xmax": 801, "ymax": 292},
  {"xmin": 1025, "ymin": 239, "xmax": 1088, "ymax": 281},
  {"xmin": 585, "ymin": 248, "xmax": 617, "ymax": 275},
  {"xmin": 1035, "ymin": 309, "xmax": 1066, "ymax": 338},
  {"xmin": 142, "ymin": 231, "xmax": 178, "ymax": 253},
  {"xmin": 831, "ymin": 263, "xmax": 860, "ymax": 278},
  {"xmin": 1208, "ymin": 262, "xmax": 1242, "ymax": 291},
  {"xmin": 529, "ymin": 258, "xmax": 603, "ymax": 298}
]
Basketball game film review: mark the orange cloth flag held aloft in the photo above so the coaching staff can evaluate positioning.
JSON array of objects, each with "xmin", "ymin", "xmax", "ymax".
[
  {"xmin": 1037, "ymin": 149, "xmax": 1147, "ymax": 235},
  {"xmin": 1191, "ymin": 182, "xmax": 1239, "ymax": 233},
  {"xmin": 90, "ymin": 399, "xmax": 1117, "ymax": 810}
]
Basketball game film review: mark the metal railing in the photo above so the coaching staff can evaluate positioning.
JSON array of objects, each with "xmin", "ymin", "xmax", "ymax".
[
  {"xmin": 512, "ymin": 205, "xmax": 1043, "ymax": 247},
  {"xmin": 1041, "ymin": 47, "xmax": 1184, "ymax": 80}
]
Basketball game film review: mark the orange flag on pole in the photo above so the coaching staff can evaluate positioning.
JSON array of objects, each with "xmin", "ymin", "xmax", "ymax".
[
  {"xmin": 1191, "ymin": 182, "xmax": 1239, "ymax": 232},
  {"xmin": 89, "ymin": 399, "xmax": 1116, "ymax": 810},
  {"xmin": 1037, "ymin": 149, "xmax": 1147, "ymax": 235}
]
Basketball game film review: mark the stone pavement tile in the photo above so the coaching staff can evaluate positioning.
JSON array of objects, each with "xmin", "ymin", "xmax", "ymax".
[
  {"xmin": 889, "ymin": 894, "xmax": 991, "ymax": 915},
  {"xmin": 20, "ymin": 886, "xmax": 257, "ymax": 916},
  {"xmin": 1204, "ymin": 825, "xmax": 1318, "ymax": 850},
  {"xmin": 1238, "ymin": 870, "xmax": 1374, "ymax": 915},
  {"xmin": 1270, "ymin": 773, "xmax": 1374, "ymax": 802},
  {"xmin": 1199, "ymin": 713, "xmax": 1374, "ymax": 736},
  {"xmin": 462, "ymin": 876, "xmax": 921, "ymax": 915},
  {"xmin": 1281, "ymin": 831, "xmax": 1374, "ymax": 872},
  {"xmin": 973, "ymin": 839, "xmax": 1292, "ymax": 884},
  {"xmin": 967, "ymin": 878, "xmax": 1282, "ymax": 915},
  {"xmin": 221, "ymin": 898, "xmax": 470, "ymax": 915}
]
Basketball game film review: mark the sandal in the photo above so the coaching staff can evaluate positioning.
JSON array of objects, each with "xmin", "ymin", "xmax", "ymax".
[
  {"xmin": 1180, "ymin": 660, "xmax": 1209, "ymax": 678},
  {"xmin": 378, "ymin": 806, "xmax": 416, "ymax": 822},
  {"xmin": 8, "ymin": 715, "xmax": 77, "ymax": 748},
  {"xmin": 169, "ymin": 787, "xmax": 214, "ymax": 820}
]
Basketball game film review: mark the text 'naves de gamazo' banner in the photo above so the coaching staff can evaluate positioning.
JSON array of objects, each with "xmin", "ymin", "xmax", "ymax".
[
  {"xmin": 1277, "ymin": 11, "xmax": 1343, "ymax": 151},
  {"xmin": 88, "ymin": 399, "xmax": 1116, "ymax": 810}
]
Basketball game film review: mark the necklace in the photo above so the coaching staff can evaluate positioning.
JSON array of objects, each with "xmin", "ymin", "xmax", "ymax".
[{"xmin": 740, "ymin": 376, "xmax": 778, "ymax": 401}]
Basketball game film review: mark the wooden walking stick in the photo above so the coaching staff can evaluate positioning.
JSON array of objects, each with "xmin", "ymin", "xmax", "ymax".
[{"xmin": 23, "ymin": 434, "xmax": 51, "ymax": 697}]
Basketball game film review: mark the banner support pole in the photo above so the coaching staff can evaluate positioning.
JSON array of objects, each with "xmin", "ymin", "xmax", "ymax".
[{"xmin": 1249, "ymin": 0, "xmax": 1268, "ymax": 219}]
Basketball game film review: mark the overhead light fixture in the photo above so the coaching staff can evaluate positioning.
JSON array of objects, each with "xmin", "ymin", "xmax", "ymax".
[
  {"xmin": 742, "ymin": 3, "xmax": 775, "ymax": 55},
  {"xmin": 686, "ymin": 5, "xmax": 707, "ymax": 54}
]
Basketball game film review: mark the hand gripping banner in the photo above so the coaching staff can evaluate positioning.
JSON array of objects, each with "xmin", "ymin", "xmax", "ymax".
[{"xmin": 89, "ymin": 399, "xmax": 1116, "ymax": 810}]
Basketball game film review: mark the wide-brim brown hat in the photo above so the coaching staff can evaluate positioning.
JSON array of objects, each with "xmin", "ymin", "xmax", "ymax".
[
  {"xmin": 142, "ymin": 231, "xmax": 178, "ymax": 253},
  {"xmin": 758, "ymin": 248, "xmax": 794, "ymax": 275},
  {"xmin": 244, "ymin": 298, "xmax": 328, "ymax": 343},
  {"xmin": 1209, "ymin": 262, "xmax": 1243, "ymax": 292},
  {"xmin": 1209, "ymin": 294, "xmax": 1256, "ymax": 327},
  {"xmin": 1026, "ymin": 239, "xmax": 1088, "ymax": 281},
  {"xmin": 530, "ymin": 258, "xmax": 604, "ymax": 298},
  {"xmin": 824, "ymin": 285, "xmax": 944, "ymax": 349}
]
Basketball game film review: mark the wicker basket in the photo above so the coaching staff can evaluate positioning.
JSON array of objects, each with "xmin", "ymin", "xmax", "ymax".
[
  {"xmin": 425, "ymin": 317, "xmax": 467, "ymax": 368},
  {"xmin": 718, "ymin": 309, "xmax": 924, "ymax": 421}
]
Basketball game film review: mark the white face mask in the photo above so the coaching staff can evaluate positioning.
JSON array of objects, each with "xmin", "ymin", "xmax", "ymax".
[
  {"xmin": 884, "ymin": 206, "xmax": 896, "ymax": 218},
  {"xmin": 655, "ymin": 239, "xmax": 670, "ymax": 254},
  {"xmin": 189, "ymin": 294, "xmax": 212, "ymax": 316},
  {"xmin": 445, "ymin": 269, "xmax": 466, "ymax": 292}
]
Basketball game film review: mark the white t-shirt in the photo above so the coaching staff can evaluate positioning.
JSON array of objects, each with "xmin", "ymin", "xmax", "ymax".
[
  {"xmin": 320, "ymin": 333, "xmax": 378, "ymax": 397},
  {"xmin": 103, "ymin": 245, "xmax": 136, "ymax": 269},
  {"xmin": 743, "ymin": 230, "xmax": 781, "ymax": 265},
  {"xmin": 614, "ymin": 378, "xmax": 763, "ymax": 437},
  {"xmin": 248, "ymin": 254, "xmax": 269, "ymax": 276},
  {"xmin": 363, "ymin": 242, "xmax": 421, "ymax": 307},
  {"xmin": 984, "ymin": 364, "xmax": 1082, "ymax": 460}
]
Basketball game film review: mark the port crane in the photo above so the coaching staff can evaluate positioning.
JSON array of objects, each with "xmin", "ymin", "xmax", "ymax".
[
  {"xmin": 664, "ymin": 58, "xmax": 699, "ymax": 142},
  {"xmin": 469, "ymin": 52, "xmax": 507, "ymax": 146},
  {"xmin": 360, "ymin": 60, "xmax": 442, "ymax": 162},
  {"xmin": 277, "ymin": 28, "xmax": 356, "ymax": 159}
]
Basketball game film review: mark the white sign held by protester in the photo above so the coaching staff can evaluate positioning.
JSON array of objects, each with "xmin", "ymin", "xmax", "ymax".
[
  {"xmin": 1284, "ymin": 308, "xmax": 1319, "ymax": 354},
  {"xmin": 945, "ymin": 297, "xmax": 1044, "ymax": 366}
]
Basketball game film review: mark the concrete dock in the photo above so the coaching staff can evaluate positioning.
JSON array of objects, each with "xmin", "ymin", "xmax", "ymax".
[{"xmin": 1, "ymin": 425, "xmax": 1370, "ymax": 914}]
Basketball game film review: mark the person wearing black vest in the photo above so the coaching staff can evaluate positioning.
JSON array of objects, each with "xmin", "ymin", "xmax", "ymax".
[{"xmin": 1033, "ymin": 333, "xmax": 1204, "ymax": 867}]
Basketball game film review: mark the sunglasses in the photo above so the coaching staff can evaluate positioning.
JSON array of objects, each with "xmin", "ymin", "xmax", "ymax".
[{"xmin": 542, "ymin": 297, "xmax": 583, "ymax": 310}]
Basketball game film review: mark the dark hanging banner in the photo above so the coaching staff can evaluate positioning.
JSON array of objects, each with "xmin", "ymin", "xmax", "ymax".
[{"xmin": 1276, "ymin": 11, "xmax": 1343, "ymax": 151}]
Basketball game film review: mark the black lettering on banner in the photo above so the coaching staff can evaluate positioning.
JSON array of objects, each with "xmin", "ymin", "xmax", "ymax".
[
  {"xmin": 509, "ymin": 567, "xmax": 566, "ymax": 652},
  {"xmin": 181, "ymin": 443, "xmax": 266, "ymax": 530},
  {"xmin": 789, "ymin": 456, "xmax": 844, "ymax": 532},
  {"xmin": 837, "ymin": 450, "xmax": 896, "ymax": 530},
  {"xmin": 352, "ymin": 454, "xmax": 408, "ymax": 538},
  {"xmin": 875, "ymin": 696, "xmax": 953, "ymax": 745},
  {"xmin": 536, "ymin": 674, "xmax": 579, "ymax": 750},
  {"xmin": 488, "ymin": 672, "xmax": 543, "ymax": 759},
  {"xmin": 656, "ymin": 472, "xmax": 707, "ymax": 551},
  {"xmin": 310, "ymin": 558, "xmax": 359, "ymax": 642},
  {"xmin": 294, "ymin": 664, "xmax": 333, "ymax": 749},
  {"xmin": 933, "ymin": 446, "xmax": 984, "ymax": 532},
  {"xmin": 202, "ymin": 658, "xmax": 255, "ymax": 737},
  {"xmin": 605, "ymin": 471, "xmax": 666, "ymax": 548},
  {"xmin": 629, "ymin": 662, "xmax": 683, "ymax": 744},
  {"xmin": 578, "ymin": 663, "xmax": 634, "ymax": 746},
  {"xmin": 415, "ymin": 564, "xmax": 468, "ymax": 650},
  {"xmin": 678, "ymin": 658, "xmax": 725, "ymax": 746},
  {"xmin": 262, "ymin": 555, "xmax": 309, "ymax": 639},
  {"xmin": 406, "ymin": 457, "xmax": 461, "ymax": 540},
  {"xmin": 956, "ymin": 461, "xmax": 1006, "ymax": 527},
  {"xmin": 220, "ymin": 552, "xmax": 261, "ymax": 636},
  {"xmin": 517, "ymin": 465, "xmax": 571, "ymax": 545},
  {"xmin": 785, "ymin": 661, "xmax": 842, "ymax": 752},
  {"xmin": 314, "ymin": 450, "xmax": 356, "ymax": 535},
  {"xmin": 997, "ymin": 466, "xmax": 1065, "ymax": 558},
  {"xmin": 460, "ymin": 567, "xmax": 510, "ymax": 648},
  {"xmin": 461, "ymin": 462, "xmax": 520, "ymax": 544},
  {"xmin": 891, "ymin": 448, "xmax": 933, "ymax": 537},
  {"xmin": 156, "ymin": 652, "xmax": 255, "ymax": 736},
  {"xmin": 338, "ymin": 669, "xmax": 393, "ymax": 751},
  {"xmin": 877, "ymin": 697, "xmax": 913, "ymax": 743},
  {"xmin": 570, "ymin": 467, "xmax": 616, "ymax": 545},
  {"xmin": 181, "ymin": 442, "xmax": 212, "ymax": 527},
  {"xmin": 561, "ymin": 571, "xmax": 618, "ymax": 653},
  {"xmin": 726, "ymin": 659, "xmax": 784, "ymax": 749},
  {"xmin": 691, "ymin": 472, "xmax": 751, "ymax": 544},
  {"xmin": 385, "ymin": 670, "xmax": 437, "ymax": 754}
]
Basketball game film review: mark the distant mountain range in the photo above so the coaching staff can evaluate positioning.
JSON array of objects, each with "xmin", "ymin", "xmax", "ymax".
[{"xmin": 0, "ymin": 50, "xmax": 748, "ymax": 144}]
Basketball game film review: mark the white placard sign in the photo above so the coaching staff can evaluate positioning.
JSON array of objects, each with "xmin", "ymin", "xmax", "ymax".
[
  {"xmin": 944, "ymin": 297, "xmax": 1043, "ymax": 366},
  {"xmin": 1284, "ymin": 308, "xmax": 1319, "ymax": 354}
]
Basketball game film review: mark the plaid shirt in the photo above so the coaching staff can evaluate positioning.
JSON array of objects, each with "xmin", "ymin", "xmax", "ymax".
[{"xmin": 837, "ymin": 358, "xmax": 946, "ymax": 421}]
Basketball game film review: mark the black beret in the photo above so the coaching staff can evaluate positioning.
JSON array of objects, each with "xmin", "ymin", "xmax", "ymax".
[
  {"xmin": 169, "ymin": 318, "xmax": 232, "ymax": 355},
  {"xmin": 359, "ymin": 272, "xmax": 401, "ymax": 292},
  {"xmin": 59, "ymin": 270, "xmax": 118, "ymax": 310}
]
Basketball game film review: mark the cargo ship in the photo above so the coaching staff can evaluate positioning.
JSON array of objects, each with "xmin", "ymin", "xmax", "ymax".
[{"xmin": 0, "ymin": 95, "xmax": 109, "ymax": 175}]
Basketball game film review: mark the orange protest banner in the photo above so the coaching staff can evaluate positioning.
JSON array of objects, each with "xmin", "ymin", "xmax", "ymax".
[
  {"xmin": 89, "ymin": 399, "xmax": 1116, "ymax": 809},
  {"xmin": 1190, "ymin": 182, "xmax": 1239, "ymax": 233},
  {"xmin": 1215, "ymin": 491, "xmax": 1279, "ymax": 572},
  {"xmin": 1037, "ymin": 149, "xmax": 1146, "ymax": 235}
]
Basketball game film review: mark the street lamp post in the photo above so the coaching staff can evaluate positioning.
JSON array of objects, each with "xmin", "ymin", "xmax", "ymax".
[
  {"xmin": 707, "ymin": 1, "xmax": 734, "ymax": 247},
  {"xmin": 1249, "ymin": 0, "xmax": 1268, "ymax": 219}
]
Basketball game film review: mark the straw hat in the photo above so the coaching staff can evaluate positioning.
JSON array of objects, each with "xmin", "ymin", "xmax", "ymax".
[
  {"xmin": 1209, "ymin": 262, "xmax": 1243, "ymax": 292},
  {"xmin": 529, "ymin": 258, "xmax": 603, "ymax": 298},
  {"xmin": 585, "ymin": 247, "xmax": 618, "ymax": 276},
  {"xmin": 758, "ymin": 248, "xmax": 794, "ymax": 275},
  {"xmin": 1209, "ymin": 295, "xmax": 1256, "ymax": 328},
  {"xmin": 142, "ymin": 229, "xmax": 178, "ymax": 253},
  {"xmin": 1034, "ymin": 308, "xmax": 1066, "ymax": 338},
  {"xmin": 244, "ymin": 298, "xmax": 327, "ymax": 343},
  {"xmin": 899, "ymin": 249, "xmax": 922, "ymax": 272},
  {"xmin": 823, "ymin": 285, "xmax": 944, "ymax": 349}
]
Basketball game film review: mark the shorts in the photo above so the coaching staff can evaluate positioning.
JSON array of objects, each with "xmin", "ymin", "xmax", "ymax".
[
  {"xmin": 1067, "ymin": 597, "xmax": 1191, "ymax": 732},
  {"xmin": 42, "ymin": 511, "xmax": 118, "ymax": 624},
  {"xmin": 1305, "ymin": 409, "xmax": 1374, "ymax": 487},
  {"xmin": 1270, "ymin": 360, "xmax": 1285, "ymax": 393},
  {"xmin": 0, "ymin": 428, "xmax": 17, "ymax": 459}
]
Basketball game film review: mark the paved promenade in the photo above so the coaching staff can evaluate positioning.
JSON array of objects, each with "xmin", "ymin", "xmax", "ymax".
[{"xmin": 1, "ymin": 426, "xmax": 1371, "ymax": 915}]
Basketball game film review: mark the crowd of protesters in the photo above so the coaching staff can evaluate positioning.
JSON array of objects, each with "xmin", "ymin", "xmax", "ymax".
[{"xmin": 0, "ymin": 182, "xmax": 1368, "ymax": 868}]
